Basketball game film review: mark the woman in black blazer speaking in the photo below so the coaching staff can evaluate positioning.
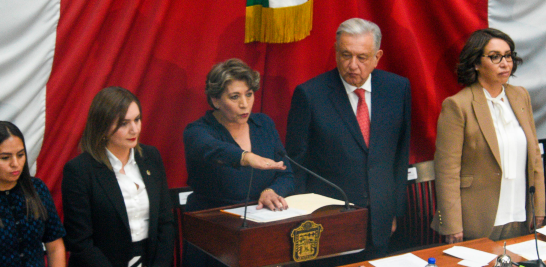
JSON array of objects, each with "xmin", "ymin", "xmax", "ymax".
[{"xmin": 62, "ymin": 87, "xmax": 174, "ymax": 267}]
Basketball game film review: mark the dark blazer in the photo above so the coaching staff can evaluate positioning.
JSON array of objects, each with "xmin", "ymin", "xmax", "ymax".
[
  {"xmin": 62, "ymin": 144, "xmax": 174, "ymax": 267},
  {"xmin": 286, "ymin": 68, "xmax": 411, "ymax": 247}
]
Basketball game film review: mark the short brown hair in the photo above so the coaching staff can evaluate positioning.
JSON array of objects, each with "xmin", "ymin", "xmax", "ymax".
[
  {"xmin": 205, "ymin": 58, "xmax": 260, "ymax": 109},
  {"xmin": 457, "ymin": 28, "xmax": 522, "ymax": 86},
  {"xmin": 80, "ymin": 86, "xmax": 142, "ymax": 169}
]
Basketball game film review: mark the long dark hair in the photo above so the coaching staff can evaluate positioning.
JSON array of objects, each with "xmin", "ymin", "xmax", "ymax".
[
  {"xmin": 80, "ymin": 86, "xmax": 142, "ymax": 170},
  {"xmin": 0, "ymin": 121, "xmax": 48, "ymax": 227},
  {"xmin": 457, "ymin": 28, "xmax": 523, "ymax": 86}
]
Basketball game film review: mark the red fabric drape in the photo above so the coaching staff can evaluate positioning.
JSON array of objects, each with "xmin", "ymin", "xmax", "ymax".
[{"xmin": 37, "ymin": 0, "xmax": 488, "ymax": 216}]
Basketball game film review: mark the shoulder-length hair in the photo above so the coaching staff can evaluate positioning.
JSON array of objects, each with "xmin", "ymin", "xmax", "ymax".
[
  {"xmin": 457, "ymin": 28, "xmax": 523, "ymax": 86},
  {"xmin": 205, "ymin": 58, "xmax": 260, "ymax": 110},
  {"xmin": 0, "ymin": 121, "xmax": 48, "ymax": 228},
  {"xmin": 80, "ymin": 86, "xmax": 142, "ymax": 170}
]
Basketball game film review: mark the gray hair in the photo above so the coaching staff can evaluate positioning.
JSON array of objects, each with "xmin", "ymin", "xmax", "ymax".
[{"xmin": 336, "ymin": 18, "xmax": 382, "ymax": 51}]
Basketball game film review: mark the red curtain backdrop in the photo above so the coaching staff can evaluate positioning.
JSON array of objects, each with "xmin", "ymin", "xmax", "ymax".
[{"xmin": 37, "ymin": 0, "xmax": 488, "ymax": 216}]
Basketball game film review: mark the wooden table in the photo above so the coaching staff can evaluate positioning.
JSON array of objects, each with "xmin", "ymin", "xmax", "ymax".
[
  {"xmin": 341, "ymin": 236, "xmax": 536, "ymax": 267},
  {"xmin": 496, "ymin": 233, "xmax": 546, "ymax": 246}
]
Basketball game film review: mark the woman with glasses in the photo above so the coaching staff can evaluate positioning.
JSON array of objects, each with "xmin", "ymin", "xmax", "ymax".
[{"xmin": 431, "ymin": 28, "xmax": 545, "ymax": 243}]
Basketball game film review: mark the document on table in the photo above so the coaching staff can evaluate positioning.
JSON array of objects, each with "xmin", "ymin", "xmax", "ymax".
[
  {"xmin": 443, "ymin": 246, "xmax": 497, "ymax": 266},
  {"xmin": 506, "ymin": 239, "xmax": 546, "ymax": 260},
  {"xmin": 221, "ymin": 193, "xmax": 350, "ymax": 223},
  {"xmin": 536, "ymin": 226, "xmax": 546, "ymax": 236},
  {"xmin": 221, "ymin": 205, "xmax": 309, "ymax": 223},
  {"xmin": 369, "ymin": 253, "xmax": 427, "ymax": 267}
]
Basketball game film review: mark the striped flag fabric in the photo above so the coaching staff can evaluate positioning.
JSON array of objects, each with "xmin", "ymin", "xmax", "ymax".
[
  {"xmin": 245, "ymin": 0, "xmax": 313, "ymax": 43},
  {"xmin": 0, "ymin": 0, "xmax": 60, "ymax": 174}
]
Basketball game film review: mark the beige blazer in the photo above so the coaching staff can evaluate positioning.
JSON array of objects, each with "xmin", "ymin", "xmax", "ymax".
[{"xmin": 431, "ymin": 83, "xmax": 545, "ymax": 240}]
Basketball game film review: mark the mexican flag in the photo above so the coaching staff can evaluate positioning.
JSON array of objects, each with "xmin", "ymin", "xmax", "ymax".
[
  {"xmin": 1, "ymin": 0, "xmax": 546, "ymax": 221},
  {"xmin": 245, "ymin": 0, "xmax": 313, "ymax": 43}
]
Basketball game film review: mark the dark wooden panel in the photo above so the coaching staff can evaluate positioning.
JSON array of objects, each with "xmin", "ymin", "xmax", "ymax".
[{"xmin": 184, "ymin": 203, "xmax": 368, "ymax": 267}]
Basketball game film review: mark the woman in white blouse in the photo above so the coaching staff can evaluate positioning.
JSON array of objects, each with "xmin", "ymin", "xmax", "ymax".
[
  {"xmin": 431, "ymin": 28, "xmax": 545, "ymax": 243},
  {"xmin": 62, "ymin": 87, "xmax": 174, "ymax": 267}
]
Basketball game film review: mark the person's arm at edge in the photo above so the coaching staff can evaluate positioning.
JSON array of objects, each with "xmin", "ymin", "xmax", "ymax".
[
  {"xmin": 285, "ymin": 85, "xmax": 311, "ymax": 194},
  {"xmin": 434, "ymin": 97, "xmax": 466, "ymax": 242},
  {"xmin": 149, "ymin": 146, "xmax": 175, "ymax": 266},
  {"xmin": 45, "ymin": 238, "xmax": 66, "ymax": 267},
  {"xmin": 523, "ymin": 86, "xmax": 545, "ymax": 229},
  {"xmin": 394, "ymin": 79, "xmax": 411, "ymax": 218},
  {"xmin": 62, "ymin": 161, "xmax": 113, "ymax": 267}
]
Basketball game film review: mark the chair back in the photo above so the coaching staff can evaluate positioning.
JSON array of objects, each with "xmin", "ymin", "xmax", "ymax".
[
  {"xmin": 169, "ymin": 187, "xmax": 193, "ymax": 267},
  {"xmin": 391, "ymin": 160, "xmax": 441, "ymax": 252}
]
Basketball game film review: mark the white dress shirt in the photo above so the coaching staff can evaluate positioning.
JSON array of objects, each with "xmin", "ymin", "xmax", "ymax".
[
  {"xmin": 341, "ymin": 73, "xmax": 372, "ymax": 117},
  {"xmin": 107, "ymin": 148, "xmax": 150, "ymax": 241},
  {"xmin": 483, "ymin": 88, "xmax": 527, "ymax": 226}
]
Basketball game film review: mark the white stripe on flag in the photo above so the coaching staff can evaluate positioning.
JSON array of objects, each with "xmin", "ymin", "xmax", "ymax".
[
  {"xmin": 269, "ymin": 0, "xmax": 307, "ymax": 8},
  {"xmin": 489, "ymin": 0, "xmax": 546, "ymax": 138},
  {"xmin": 0, "ymin": 0, "xmax": 60, "ymax": 174}
]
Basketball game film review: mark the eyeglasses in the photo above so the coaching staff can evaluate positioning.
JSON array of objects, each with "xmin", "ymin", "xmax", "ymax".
[{"xmin": 482, "ymin": 52, "xmax": 517, "ymax": 64}]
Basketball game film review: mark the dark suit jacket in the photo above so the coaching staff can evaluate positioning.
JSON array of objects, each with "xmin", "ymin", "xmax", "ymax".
[
  {"xmin": 286, "ymin": 68, "xmax": 411, "ymax": 247},
  {"xmin": 62, "ymin": 144, "xmax": 174, "ymax": 267}
]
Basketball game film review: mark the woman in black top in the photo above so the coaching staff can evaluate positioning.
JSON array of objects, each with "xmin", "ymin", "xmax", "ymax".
[{"xmin": 0, "ymin": 121, "xmax": 66, "ymax": 267}]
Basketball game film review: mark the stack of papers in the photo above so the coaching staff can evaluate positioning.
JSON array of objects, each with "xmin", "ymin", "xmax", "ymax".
[
  {"xmin": 503, "ymin": 226, "xmax": 546, "ymax": 260},
  {"xmin": 443, "ymin": 246, "xmax": 497, "ymax": 266},
  {"xmin": 369, "ymin": 253, "xmax": 427, "ymax": 267},
  {"xmin": 506, "ymin": 239, "xmax": 546, "ymax": 261},
  {"xmin": 221, "ymin": 193, "xmax": 349, "ymax": 223}
]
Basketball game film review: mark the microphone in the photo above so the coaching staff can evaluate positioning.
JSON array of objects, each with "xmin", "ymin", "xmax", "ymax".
[
  {"xmin": 517, "ymin": 186, "xmax": 546, "ymax": 267},
  {"xmin": 277, "ymin": 151, "xmax": 354, "ymax": 211},
  {"xmin": 241, "ymin": 168, "xmax": 254, "ymax": 228}
]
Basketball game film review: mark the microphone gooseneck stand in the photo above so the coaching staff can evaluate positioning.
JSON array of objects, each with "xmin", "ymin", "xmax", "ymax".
[
  {"xmin": 278, "ymin": 151, "xmax": 354, "ymax": 211},
  {"xmin": 517, "ymin": 186, "xmax": 546, "ymax": 267},
  {"xmin": 241, "ymin": 168, "xmax": 254, "ymax": 229}
]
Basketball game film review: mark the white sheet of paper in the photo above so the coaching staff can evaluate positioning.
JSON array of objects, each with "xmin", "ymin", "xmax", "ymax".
[
  {"xmin": 407, "ymin": 167, "xmax": 418, "ymax": 180},
  {"xmin": 443, "ymin": 246, "xmax": 497, "ymax": 266},
  {"xmin": 222, "ymin": 205, "xmax": 309, "ymax": 223},
  {"xmin": 506, "ymin": 239, "xmax": 546, "ymax": 260},
  {"xmin": 178, "ymin": 191, "xmax": 192, "ymax": 205},
  {"xmin": 458, "ymin": 259, "xmax": 487, "ymax": 267},
  {"xmin": 536, "ymin": 225, "xmax": 546, "ymax": 236},
  {"xmin": 539, "ymin": 142, "xmax": 544, "ymax": 155},
  {"xmin": 369, "ymin": 253, "xmax": 428, "ymax": 267},
  {"xmin": 285, "ymin": 193, "xmax": 347, "ymax": 213}
]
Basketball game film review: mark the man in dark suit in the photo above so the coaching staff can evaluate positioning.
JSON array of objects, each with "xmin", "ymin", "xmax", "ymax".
[{"xmin": 286, "ymin": 18, "xmax": 411, "ymax": 265}]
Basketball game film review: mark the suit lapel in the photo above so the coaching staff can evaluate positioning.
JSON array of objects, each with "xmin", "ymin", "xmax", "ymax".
[
  {"xmin": 369, "ymin": 70, "xmax": 386, "ymax": 151},
  {"xmin": 471, "ymin": 84, "xmax": 502, "ymax": 169},
  {"xmin": 93, "ymin": 161, "xmax": 130, "ymax": 231},
  {"xmin": 135, "ymin": 149, "xmax": 159, "ymax": 231},
  {"xmin": 326, "ymin": 70, "xmax": 368, "ymax": 152}
]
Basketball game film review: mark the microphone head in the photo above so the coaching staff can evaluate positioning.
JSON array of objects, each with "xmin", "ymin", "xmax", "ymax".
[{"xmin": 530, "ymin": 186, "xmax": 536, "ymax": 194}]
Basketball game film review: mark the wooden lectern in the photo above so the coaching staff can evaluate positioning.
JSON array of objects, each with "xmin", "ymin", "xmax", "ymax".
[{"xmin": 183, "ymin": 204, "xmax": 368, "ymax": 267}]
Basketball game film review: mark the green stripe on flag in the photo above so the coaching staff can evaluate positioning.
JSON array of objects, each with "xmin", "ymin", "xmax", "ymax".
[{"xmin": 246, "ymin": 0, "xmax": 269, "ymax": 8}]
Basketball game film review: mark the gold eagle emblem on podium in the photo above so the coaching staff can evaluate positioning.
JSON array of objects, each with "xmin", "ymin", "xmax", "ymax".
[{"xmin": 291, "ymin": 220, "xmax": 324, "ymax": 262}]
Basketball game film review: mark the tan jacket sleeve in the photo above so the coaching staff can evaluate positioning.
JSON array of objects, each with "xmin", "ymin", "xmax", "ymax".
[{"xmin": 431, "ymin": 97, "xmax": 465, "ymax": 235}]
